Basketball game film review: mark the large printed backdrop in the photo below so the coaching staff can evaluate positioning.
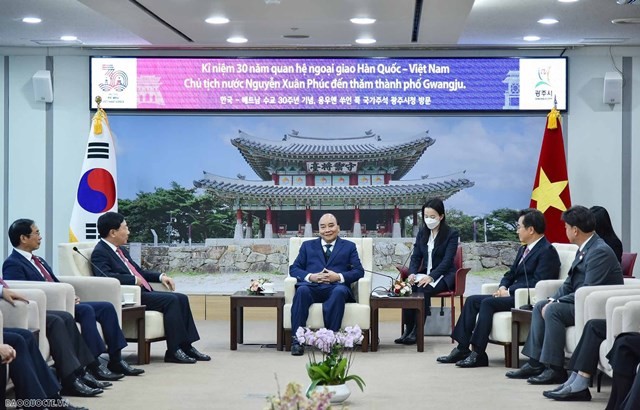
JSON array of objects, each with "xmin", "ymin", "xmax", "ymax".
[{"xmin": 109, "ymin": 115, "xmax": 543, "ymax": 216}]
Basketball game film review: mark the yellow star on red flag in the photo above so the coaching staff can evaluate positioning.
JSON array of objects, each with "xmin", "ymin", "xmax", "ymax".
[{"xmin": 531, "ymin": 168, "xmax": 568, "ymax": 213}]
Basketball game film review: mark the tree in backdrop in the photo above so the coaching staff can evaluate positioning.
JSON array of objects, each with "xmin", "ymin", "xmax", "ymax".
[
  {"xmin": 484, "ymin": 208, "xmax": 520, "ymax": 241},
  {"xmin": 412, "ymin": 207, "xmax": 519, "ymax": 242},
  {"xmin": 118, "ymin": 182, "xmax": 235, "ymax": 243},
  {"xmin": 445, "ymin": 208, "xmax": 477, "ymax": 242}
]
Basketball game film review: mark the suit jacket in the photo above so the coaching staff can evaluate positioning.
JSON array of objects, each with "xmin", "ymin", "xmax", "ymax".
[
  {"xmin": 553, "ymin": 233, "xmax": 624, "ymax": 304},
  {"xmin": 499, "ymin": 237, "xmax": 561, "ymax": 296},
  {"xmin": 91, "ymin": 240, "xmax": 161, "ymax": 288},
  {"xmin": 2, "ymin": 250, "xmax": 60, "ymax": 282},
  {"xmin": 409, "ymin": 224, "xmax": 459, "ymax": 290},
  {"xmin": 289, "ymin": 237, "xmax": 364, "ymax": 288}
]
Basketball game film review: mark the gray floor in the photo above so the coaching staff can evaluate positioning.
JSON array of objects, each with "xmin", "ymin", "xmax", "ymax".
[{"xmin": 66, "ymin": 320, "xmax": 611, "ymax": 410}]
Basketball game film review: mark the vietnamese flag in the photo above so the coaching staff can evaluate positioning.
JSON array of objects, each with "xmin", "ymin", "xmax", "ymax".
[{"xmin": 530, "ymin": 107, "xmax": 571, "ymax": 243}]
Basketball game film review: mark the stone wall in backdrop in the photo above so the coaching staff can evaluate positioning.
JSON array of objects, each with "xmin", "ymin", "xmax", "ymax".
[{"xmin": 139, "ymin": 239, "xmax": 520, "ymax": 274}]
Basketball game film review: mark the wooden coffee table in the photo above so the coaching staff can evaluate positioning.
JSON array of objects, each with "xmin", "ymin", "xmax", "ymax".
[
  {"xmin": 511, "ymin": 308, "xmax": 533, "ymax": 368},
  {"xmin": 370, "ymin": 293, "xmax": 425, "ymax": 352},
  {"xmin": 230, "ymin": 291, "xmax": 284, "ymax": 351},
  {"xmin": 122, "ymin": 304, "xmax": 146, "ymax": 364}
]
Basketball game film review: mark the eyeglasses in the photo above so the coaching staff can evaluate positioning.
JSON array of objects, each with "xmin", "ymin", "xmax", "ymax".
[{"xmin": 26, "ymin": 231, "xmax": 41, "ymax": 237}]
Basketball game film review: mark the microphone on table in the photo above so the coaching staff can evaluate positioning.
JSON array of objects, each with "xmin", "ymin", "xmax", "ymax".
[
  {"xmin": 518, "ymin": 245, "xmax": 533, "ymax": 310},
  {"xmin": 363, "ymin": 268, "xmax": 400, "ymax": 297},
  {"xmin": 395, "ymin": 242, "xmax": 414, "ymax": 280},
  {"xmin": 73, "ymin": 246, "xmax": 109, "ymax": 278}
]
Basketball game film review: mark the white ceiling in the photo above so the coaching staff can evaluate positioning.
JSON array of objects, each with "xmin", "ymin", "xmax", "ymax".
[{"xmin": 0, "ymin": 0, "xmax": 639, "ymax": 49}]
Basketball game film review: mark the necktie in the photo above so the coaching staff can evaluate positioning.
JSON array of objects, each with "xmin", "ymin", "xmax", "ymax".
[
  {"xmin": 32, "ymin": 256, "xmax": 55, "ymax": 282},
  {"xmin": 116, "ymin": 247, "xmax": 152, "ymax": 292},
  {"xmin": 519, "ymin": 247, "xmax": 530, "ymax": 265},
  {"xmin": 324, "ymin": 244, "xmax": 332, "ymax": 261}
]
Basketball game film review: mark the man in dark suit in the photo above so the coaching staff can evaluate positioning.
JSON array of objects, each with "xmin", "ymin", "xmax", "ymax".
[
  {"xmin": 3, "ymin": 218, "xmax": 143, "ymax": 379},
  {"xmin": 438, "ymin": 208, "xmax": 561, "ymax": 367},
  {"xmin": 605, "ymin": 332, "xmax": 640, "ymax": 410},
  {"xmin": 506, "ymin": 205, "xmax": 624, "ymax": 384},
  {"xmin": 0, "ymin": 282, "xmax": 102, "ymax": 398},
  {"xmin": 92, "ymin": 212, "xmax": 209, "ymax": 364},
  {"xmin": 2, "ymin": 324, "xmax": 87, "ymax": 410},
  {"xmin": 289, "ymin": 213, "xmax": 364, "ymax": 356}
]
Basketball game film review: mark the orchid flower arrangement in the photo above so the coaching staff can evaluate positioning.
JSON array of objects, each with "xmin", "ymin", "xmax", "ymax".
[
  {"xmin": 295, "ymin": 326, "xmax": 366, "ymax": 393},
  {"xmin": 265, "ymin": 381, "xmax": 335, "ymax": 410}
]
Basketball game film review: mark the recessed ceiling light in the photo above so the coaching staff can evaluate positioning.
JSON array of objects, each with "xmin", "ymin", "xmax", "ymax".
[
  {"xmin": 22, "ymin": 17, "xmax": 42, "ymax": 24},
  {"xmin": 205, "ymin": 16, "xmax": 229, "ymax": 24},
  {"xmin": 60, "ymin": 35, "xmax": 78, "ymax": 41},
  {"xmin": 227, "ymin": 36, "xmax": 248, "ymax": 44},
  {"xmin": 558, "ymin": 0, "xmax": 579, "ymax": 3},
  {"xmin": 355, "ymin": 38, "xmax": 376, "ymax": 45},
  {"xmin": 612, "ymin": 18, "xmax": 640, "ymax": 25},
  {"xmin": 538, "ymin": 18, "xmax": 559, "ymax": 25},
  {"xmin": 350, "ymin": 17, "xmax": 376, "ymax": 25},
  {"xmin": 523, "ymin": 35, "xmax": 541, "ymax": 41}
]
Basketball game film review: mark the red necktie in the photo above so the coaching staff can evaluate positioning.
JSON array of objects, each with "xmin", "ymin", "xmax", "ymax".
[
  {"xmin": 32, "ymin": 256, "xmax": 55, "ymax": 282},
  {"xmin": 519, "ymin": 247, "xmax": 530, "ymax": 265},
  {"xmin": 115, "ymin": 247, "xmax": 152, "ymax": 292}
]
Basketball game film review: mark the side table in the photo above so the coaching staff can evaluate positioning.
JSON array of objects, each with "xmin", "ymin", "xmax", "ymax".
[
  {"xmin": 122, "ymin": 304, "xmax": 146, "ymax": 365},
  {"xmin": 370, "ymin": 293, "xmax": 425, "ymax": 352},
  {"xmin": 230, "ymin": 291, "xmax": 284, "ymax": 351},
  {"xmin": 511, "ymin": 308, "xmax": 532, "ymax": 368}
]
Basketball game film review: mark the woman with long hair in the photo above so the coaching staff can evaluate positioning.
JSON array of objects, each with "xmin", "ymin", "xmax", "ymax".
[
  {"xmin": 590, "ymin": 205, "xmax": 623, "ymax": 262},
  {"xmin": 394, "ymin": 198, "xmax": 459, "ymax": 345}
]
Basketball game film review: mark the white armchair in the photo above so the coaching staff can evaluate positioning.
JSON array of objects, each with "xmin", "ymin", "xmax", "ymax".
[
  {"xmin": 483, "ymin": 242, "xmax": 577, "ymax": 366},
  {"xmin": 593, "ymin": 295, "xmax": 640, "ymax": 390},
  {"xmin": 0, "ymin": 281, "xmax": 73, "ymax": 362},
  {"xmin": 283, "ymin": 238, "xmax": 373, "ymax": 352},
  {"xmin": 58, "ymin": 242, "xmax": 167, "ymax": 364}
]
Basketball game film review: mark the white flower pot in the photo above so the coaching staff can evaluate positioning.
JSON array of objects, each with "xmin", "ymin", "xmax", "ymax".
[{"xmin": 309, "ymin": 383, "xmax": 351, "ymax": 404}]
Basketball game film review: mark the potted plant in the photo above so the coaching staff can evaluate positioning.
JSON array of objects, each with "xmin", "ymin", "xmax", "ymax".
[{"xmin": 295, "ymin": 326, "xmax": 366, "ymax": 403}]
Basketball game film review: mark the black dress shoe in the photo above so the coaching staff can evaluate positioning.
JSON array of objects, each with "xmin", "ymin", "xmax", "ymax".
[
  {"xmin": 402, "ymin": 327, "xmax": 417, "ymax": 345},
  {"xmin": 90, "ymin": 363, "xmax": 125, "ymax": 381},
  {"xmin": 394, "ymin": 326, "xmax": 414, "ymax": 344},
  {"xmin": 456, "ymin": 351, "xmax": 488, "ymax": 368},
  {"xmin": 505, "ymin": 362, "xmax": 545, "ymax": 379},
  {"xmin": 164, "ymin": 349, "xmax": 197, "ymax": 364},
  {"xmin": 62, "ymin": 378, "xmax": 104, "ymax": 397},
  {"xmin": 184, "ymin": 346, "xmax": 211, "ymax": 361},
  {"xmin": 81, "ymin": 371, "xmax": 112, "ymax": 389},
  {"xmin": 528, "ymin": 368, "xmax": 568, "ymax": 385},
  {"xmin": 437, "ymin": 347, "xmax": 471, "ymax": 364},
  {"xmin": 543, "ymin": 384, "xmax": 566, "ymax": 397},
  {"xmin": 546, "ymin": 388, "xmax": 592, "ymax": 401},
  {"xmin": 108, "ymin": 359, "xmax": 145, "ymax": 376},
  {"xmin": 291, "ymin": 343, "xmax": 305, "ymax": 356}
]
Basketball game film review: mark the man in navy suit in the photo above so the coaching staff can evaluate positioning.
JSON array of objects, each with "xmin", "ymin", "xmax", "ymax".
[
  {"xmin": 506, "ymin": 205, "xmax": 624, "ymax": 384},
  {"xmin": 1, "ymin": 287, "xmax": 87, "ymax": 409},
  {"xmin": 3, "ymin": 219, "xmax": 143, "ymax": 379},
  {"xmin": 438, "ymin": 208, "xmax": 561, "ymax": 367},
  {"xmin": 91, "ymin": 212, "xmax": 209, "ymax": 364},
  {"xmin": 289, "ymin": 213, "xmax": 364, "ymax": 356}
]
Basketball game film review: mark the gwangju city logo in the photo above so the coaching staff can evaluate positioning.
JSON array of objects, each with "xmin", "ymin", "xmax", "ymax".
[
  {"xmin": 98, "ymin": 64, "xmax": 129, "ymax": 92},
  {"xmin": 533, "ymin": 66, "xmax": 554, "ymax": 101},
  {"xmin": 535, "ymin": 66, "xmax": 552, "ymax": 89}
]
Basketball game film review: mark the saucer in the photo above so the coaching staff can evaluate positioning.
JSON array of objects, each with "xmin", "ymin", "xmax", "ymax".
[
  {"xmin": 261, "ymin": 290, "xmax": 276, "ymax": 294},
  {"xmin": 121, "ymin": 302, "xmax": 136, "ymax": 307}
]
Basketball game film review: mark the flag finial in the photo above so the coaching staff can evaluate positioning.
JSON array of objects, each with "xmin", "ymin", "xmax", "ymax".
[
  {"xmin": 95, "ymin": 95, "xmax": 102, "ymax": 107},
  {"xmin": 547, "ymin": 97, "xmax": 561, "ymax": 130}
]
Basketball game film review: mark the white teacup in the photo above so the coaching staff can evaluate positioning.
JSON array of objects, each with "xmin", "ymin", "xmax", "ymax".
[
  {"xmin": 262, "ymin": 282, "xmax": 274, "ymax": 293},
  {"xmin": 123, "ymin": 293, "xmax": 135, "ymax": 304}
]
